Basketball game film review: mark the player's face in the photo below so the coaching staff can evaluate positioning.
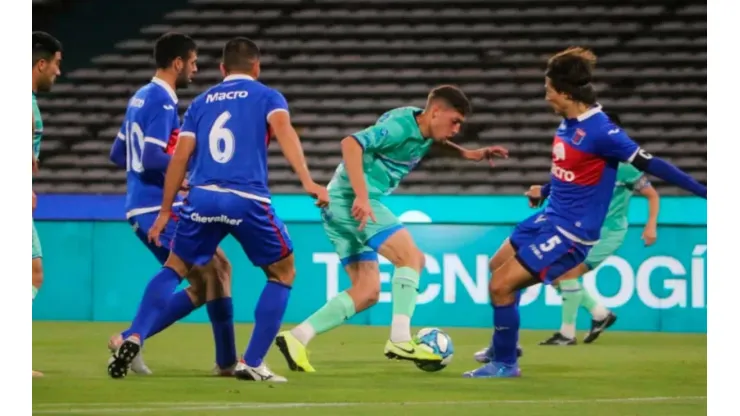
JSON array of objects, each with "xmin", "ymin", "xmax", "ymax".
[
  {"xmin": 175, "ymin": 51, "xmax": 198, "ymax": 89},
  {"xmin": 430, "ymin": 106, "xmax": 465, "ymax": 142},
  {"xmin": 35, "ymin": 52, "xmax": 62, "ymax": 92},
  {"xmin": 545, "ymin": 77, "xmax": 569, "ymax": 116}
]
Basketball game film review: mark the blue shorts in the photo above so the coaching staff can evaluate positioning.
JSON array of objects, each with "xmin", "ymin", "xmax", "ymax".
[
  {"xmin": 172, "ymin": 187, "xmax": 293, "ymax": 267},
  {"xmin": 509, "ymin": 213, "xmax": 591, "ymax": 285},
  {"xmin": 128, "ymin": 211, "xmax": 178, "ymax": 264}
]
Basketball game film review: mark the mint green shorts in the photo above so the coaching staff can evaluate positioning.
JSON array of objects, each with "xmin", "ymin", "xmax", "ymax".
[
  {"xmin": 321, "ymin": 195, "xmax": 403, "ymax": 264},
  {"xmin": 584, "ymin": 228, "xmax": 627, "ymax": 270},
  {"xmin": 32, "ymin": 221, "xmax": 42, "ymax": 259}
]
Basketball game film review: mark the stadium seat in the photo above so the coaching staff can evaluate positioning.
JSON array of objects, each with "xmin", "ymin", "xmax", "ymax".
[{"xmin": 34, "ymin": 0, "xmax": 706, "ymax": 195}]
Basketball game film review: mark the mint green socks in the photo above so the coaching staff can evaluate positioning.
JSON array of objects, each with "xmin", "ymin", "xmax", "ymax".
[
  {"xmin": 291, "ymin": 291, "xmax": 356, "ymax": 345},
  {"xmin": 557, "ymin": 279, "xmax": 583, "ymax": 339},
  {"xmin": 390, "ymin": 266, "xmax": 420, "ymax": 343}
]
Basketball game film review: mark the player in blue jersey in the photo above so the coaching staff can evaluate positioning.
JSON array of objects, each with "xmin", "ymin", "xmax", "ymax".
[
  {"xmin": 464, "ymin": 47, "xmax": 707, "ymax": 378},
  {"xmin": 108, "ymin": 33, "xmax": 236, "ymax": 378},
  {"xmin": 110, "ymin": 37, "xmax": 329, "ymax": 383}
]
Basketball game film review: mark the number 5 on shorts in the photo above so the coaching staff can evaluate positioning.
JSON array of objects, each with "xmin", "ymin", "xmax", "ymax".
[{"xmin": 539, "ymin": 235, "xmax": 562, "ymax": 252}]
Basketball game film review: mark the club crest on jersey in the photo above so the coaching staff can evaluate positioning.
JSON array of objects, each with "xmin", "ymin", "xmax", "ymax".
[
  {"xmin": 553, "ymin": 142, "xmax": 566, "ymax": 161},
  {"xmin": 572, "ymin": 128, "xmax": 586, "ymax": 145}
]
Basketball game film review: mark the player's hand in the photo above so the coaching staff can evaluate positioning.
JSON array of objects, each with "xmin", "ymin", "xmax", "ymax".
[
  {"xmin": 304, "ymin": 181, "xmax": 329, "ymax": 208},
  {"xmin": 524, "ymin": 185, "xmax": 543, "ymax": 208},
  {"xmin": 178, "ymin": 179, "xmax": 190, "ymax": 198},
  {"xmin": 32, "ymin": 190, "xmax": 37, "ymax": 211},
  {"xmin": 148, "ymin": 210, "xmax": 171, "ymax": 247},
  {"xmin": 463, "ymin": 146, "xmax": 509, "ymax": 167},
  {"xmin": 352, "ymin": 197, "xmax": 376, "ymax": 231},
  {"xmin": 642, "ymin": 224, "xmax": 658, "ymax": 247},
  {"xmin": 32, "ymin": 157, "xmax": 39, "ymax": 175}
]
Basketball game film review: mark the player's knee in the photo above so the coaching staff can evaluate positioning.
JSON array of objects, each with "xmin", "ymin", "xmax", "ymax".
[
  {"xmin": 265, "ymin": 258, "xmax": 296, "ymax": 287},
  {"xmin": 354, "ymin": 277, "xmax": 380, "ymax": 307},
  {"xmin": 214, "ymin": 253, "xmax": 232, "ymax": 288},
  {"xmin": 275, "ymin": 267, "xmax": 296, "ymax": 286},
  {"xmin": 185, "ymin": 286, "xmax": 206, "ymax": 307},
  {"xmin": 393, "ymin": 247, "xmax": 425, "ymax": 271},
  {"xmin": 164, "ymin": 253, "xmax": 192, "ymax": 277},
  {"xmin": 32, "ymin": 260, "xmax": 43, "ymax": 288},
  {"xmin": 489, "ymin": 276, "xmax": 516, "ymax": 306}
]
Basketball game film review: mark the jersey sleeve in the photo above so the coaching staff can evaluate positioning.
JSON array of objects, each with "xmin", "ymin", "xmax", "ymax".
[
  {"xmin": 142, "ymin": 100, "xmax": 177, "ymax": 148},
  {"xmin": 618, "ymin": 163, "xmax": 651, "ymax": 191},
  {"xmin": 592, "ymin": 124, "xmax": 640, "ymax": 162},
  {"xmin": 265, "ymin": 89, "xmax": 289, "ymax": 121},
  {"xmin": 179, "ymin": 102, "xmax": 197, "ymax": 138},
  {"xmin": 350, "ymin": 118, "xmax": 405, "ymax": 152}
]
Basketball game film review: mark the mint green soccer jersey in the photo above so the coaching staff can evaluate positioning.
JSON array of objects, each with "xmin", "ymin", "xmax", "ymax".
[
  {"xmin": 327, "ymin": 106, "xmax": 434, "ymax": 198},
  {"xmin": 32, "ymin": 92, "xmax": 43, "ymax": 159},
  {"xmin": 32, "ymin": 92, "xmax": 44, "ymax": 259},
  {"xmin": 601, "ymin": 163, "xmax": 650, "ymax": 231}
]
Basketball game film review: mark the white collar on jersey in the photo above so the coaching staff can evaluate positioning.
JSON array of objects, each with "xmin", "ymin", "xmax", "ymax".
[
  {"xmin": 576, "ymin": 103, "xmax": 603, "ymax": 121},
  {"xmin": 223, "ymin": 74, "xmax": 255, "ymax": 82},
  {"xmin": 151, "ymin": 77, "xmax": 178, "ymax": 104}
]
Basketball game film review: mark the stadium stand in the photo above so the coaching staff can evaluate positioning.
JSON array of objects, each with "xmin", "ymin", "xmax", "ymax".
[{"xmin": 33, "ymin": 0, "xmax": 706, "ymax": 195}]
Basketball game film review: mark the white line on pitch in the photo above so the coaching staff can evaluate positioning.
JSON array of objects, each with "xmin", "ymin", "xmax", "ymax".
[{"xmin": 32, "ymin": 396, "xmax": 707, "ymax": 414}]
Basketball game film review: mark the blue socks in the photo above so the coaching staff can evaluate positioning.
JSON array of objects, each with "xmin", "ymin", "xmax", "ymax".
[
  {"xmin": 491, "ymin": 301, "xmax": 520, "ymax": 365},
  {"xmin": 148, "ymin": 290, "xmax": 197, "ymax": 339},
  {"xmin": 207, "ymin": 297, "xmax": 237, "ymax": 369},
  {"xmin": 244, "ymin": 280, "xmax": 291, "ymax": 367},
  {"xmin": 122, "ymin": 290, "xmax": 195, "ymax": 342},
  {"xmin": 127, "ymin": 267, "xmax": 181, "ymax": 341}
]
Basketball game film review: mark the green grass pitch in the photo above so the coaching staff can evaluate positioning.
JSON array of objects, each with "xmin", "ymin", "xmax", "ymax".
[{"xmin": 32, "ymin": 322, "xmax": 706, "ymax": 416}]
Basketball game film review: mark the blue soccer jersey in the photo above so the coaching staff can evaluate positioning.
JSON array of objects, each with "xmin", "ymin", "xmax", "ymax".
[
  {"xmin": 509, "ymin": 105, "xmax": 640, "ymax": 283},
  {"xmin": 543, "ymin": 105, "xmax": 639, "ymax": 243},
  {"xmin": 172, "ymin": 74, "xmax": 293, "ymax": 267},
  {"xmin": 181, "ymin": 74, "xmax": 288, "ymax": 202},
  {"xmin": 113, "ymin": 78, "xmax": 182, "ymax": 218}
]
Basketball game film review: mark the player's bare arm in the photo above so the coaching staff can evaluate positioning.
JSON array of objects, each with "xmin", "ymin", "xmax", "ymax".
[
  {"xmin": 442, "ymin": 141, "xmax": 509, "ymax": 166},
  {"xmin": 340, "ymin": 136, "xmax": 376, "ymax": 230},
  {"xmin": 640, "ymin": 184, "xmax": 660, "ymax": 246},
  {"xmin": 269, "ymin": 111, "xmax": 328, "ymax": 205},
  {"xmin": 148, "ymin": 135, "xmax": 195, "ymax": 246}
]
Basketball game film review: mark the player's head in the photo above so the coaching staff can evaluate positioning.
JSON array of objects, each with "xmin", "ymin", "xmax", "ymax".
[
  {"xmin": 32, "ymin": 32, "xmax": 63, "ymax": 92},
  {"xmin": 221, "ymin": 37, "xmax": 261, "ymax": 79},
  {"xmin": 424, "ymin": 85, "xmax": 471, "ymax": 142},
  {"xmin": 604, "ymin": 111, "xmax": 622, "ymax": 126},
  {"xmin": 154, "ymin": 32, "xmax": 198, "ymax": 89},
  {"xmin": 545, "ymin": 47, "xmax": 598, "ymax": 116}
]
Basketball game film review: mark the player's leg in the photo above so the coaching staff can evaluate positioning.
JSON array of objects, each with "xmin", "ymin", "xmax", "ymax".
[
  {"xmin": 194, "ymin": 248, "xmax": 238, "ymax": 375},
  {"xmin": 564, "ymin": 229, "xmax": 624, "ymax": 343},
  {"xmin": 109, "ymin": 196, "xmax": 226, "ymax": 379},
  {"xmin": 361, "ymin": 201, "xmax": 438, "ymax": 362},
  {"xmin": 32, "ymin": 222, "xmax": 44, "ymax": 377},
  {"xmin": 540, "ymin": 266, "xmax": 588, "ymax": 346},
  {"xmin": 111, "ymin": 213, "xmax": 184, "ymax": 376},
  {"xmin": 276, "ymin": 199, "xmax": 380, "ymax": 372},
  {"xmin": 472, "ymin": 230, "xmax": 534, "ymax": 364},
  {"xmin": 278, "ymin": 258, "xmax": 379, "ymax": 372},
  {"xmin": 231, "ymin": 199, "xmax": 295, "ymax": 383},
  {"xmin": 464, "ymin": 216, "xmax": 588, "ymax": 378}
]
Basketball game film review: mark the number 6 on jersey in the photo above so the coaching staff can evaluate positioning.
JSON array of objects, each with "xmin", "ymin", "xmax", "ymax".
[{"xmin": 209, "ymin": 111, "xmax": 235, "ymax": 163}]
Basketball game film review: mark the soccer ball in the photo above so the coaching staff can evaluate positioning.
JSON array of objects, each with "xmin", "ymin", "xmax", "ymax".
[{"xmin": 414, "ymin": 327, "xmax": 454, "ymax": 372}]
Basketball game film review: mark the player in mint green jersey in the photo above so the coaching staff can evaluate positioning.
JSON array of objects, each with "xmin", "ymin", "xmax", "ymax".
[
  {"xmin": 31, "ymin": 31, "xmax": 63, "ymax": 378},
  {"xmin": 532, "ymin": 161, "xmax": 660, "ymax": 346},
  {"xmin": 276, "ymin": 85, "xmax": 509, "ymax": 372}
]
